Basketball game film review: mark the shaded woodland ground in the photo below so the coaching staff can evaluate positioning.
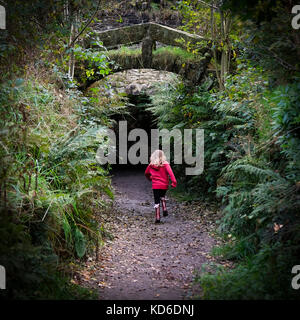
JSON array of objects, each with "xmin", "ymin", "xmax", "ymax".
[{"xmin": 73, "ymin": 168, "xmax": 232, "ymax": 299}]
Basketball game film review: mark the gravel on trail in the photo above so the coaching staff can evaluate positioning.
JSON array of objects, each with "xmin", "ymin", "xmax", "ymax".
[{"xmin": 75, "ymin": 168, "xmax": 229, "ymax": 300}]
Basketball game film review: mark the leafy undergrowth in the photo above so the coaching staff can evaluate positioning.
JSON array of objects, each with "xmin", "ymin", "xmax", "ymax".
[
  {"xmin": 153, "ymin": 46, "xmax": 206, "ymax": 63},
  {"xmin": 148, "ymin": 62, "xmax": 300, "ymax": 299},
  {"xmin": 0, "ymin": 64, "xmax": 127, "ymax": 299}
]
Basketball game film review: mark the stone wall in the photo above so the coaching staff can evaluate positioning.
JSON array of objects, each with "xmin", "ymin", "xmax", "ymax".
[
  {"xmin": 87, "ymin": 22, "xmax": 211, "ymax": 85},
  {"xmin": 90, "ymin": 22, "xmax": 208, "ymax": 50},
  {"xmin": 88, "ymin": 69, "xmax": 182, "ymax": 97},
  {"xmin": 106, "ymin": 48, "xmax": 211, "ymax": 84}
]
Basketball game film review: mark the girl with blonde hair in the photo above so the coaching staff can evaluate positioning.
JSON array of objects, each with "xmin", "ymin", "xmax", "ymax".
[{"xmin": 145, "ymin": 150, "xmax": 177, "ymax": 223}]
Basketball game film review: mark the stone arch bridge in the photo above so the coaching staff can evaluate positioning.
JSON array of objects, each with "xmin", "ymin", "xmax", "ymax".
[{"xmin": 89, "ymin": 22, "xmax": 212, "ymax": 84}]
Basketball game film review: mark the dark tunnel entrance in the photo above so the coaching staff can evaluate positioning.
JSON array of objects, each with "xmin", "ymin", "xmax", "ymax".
[
  {"xmin": 89, "ymin": 68, "xmax": 183, "ymax": 176},
  {"xmin": 110, "ymin": 93, "xmax": 157, "ymax": 174}
]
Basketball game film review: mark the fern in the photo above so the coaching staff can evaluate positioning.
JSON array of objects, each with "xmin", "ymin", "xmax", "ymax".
[
  {"xmin": 74, "ymin": 228, "xmax": 87, "ymax": 258},
  {"xmin": 222, "ymin": 157, "xmax": 281, "ymax": 183}
]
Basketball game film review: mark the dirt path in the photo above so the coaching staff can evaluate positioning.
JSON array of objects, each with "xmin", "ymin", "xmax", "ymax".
[{"xmin": 77, "ymin": 168, "xmax": 225, "ymax": 300}]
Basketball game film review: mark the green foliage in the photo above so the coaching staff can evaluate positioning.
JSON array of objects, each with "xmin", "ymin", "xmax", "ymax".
[
  {"xmin": 148, "ymin": 64, "xmax": 265, "ymax": 196},
  {"xmin": 198, "ymin": 241, "xmax": 300, "ymax": 300},
  {"xmin": 201, "ymin": 73, "xmax": 300, "ymax": 299},
  {"xmin": 1, "ymin": 0, "xmax": 300, "ymax": 301},
  {"xmin": 106, "ymin": 45, "xmax": 206, "ymax": 74},
  {"xmin": 107, "ymin": 46, "xmax": 142, "ymax": 60},
  {"xmin": 269, "ymin": 81, "xmax": 300, "ymax": 163},
  {"xmin": 177, "ymin": 0, "xmax": 211, "ymax": 36},
  {"xmin": 71, "ymin": 42, "xmax": 111, "ymax": 86},
  {"xmin": 149, "ymin": 58, "xmax": 300, "ymax": 299},
  {"xmin": 74, "ymin": 228, "xmax": 87, "ymax": 258},
  {"xmin": 0, "ymin": 69, "xmax": 120, "ymax": 298},
  {"xmin": 224, "ymin": 0, "xmax": 300, "ymax": 78},
  {"xmin": 0, "ymin": 214, "xmax": 97, "ymax": 300},
  {"xmin": 153, "ymin": 46, "xmax": 204, "ymax": 62}
]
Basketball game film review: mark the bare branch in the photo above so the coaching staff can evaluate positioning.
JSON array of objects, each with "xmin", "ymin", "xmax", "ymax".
[
  {"xmin": 198, "ymin": 0, "xmax": 218, "ymax": 10},
  {"xmin": 267, "ymin": 48, "xmax": 297, "ymax": 71},
  {"xmin": 66, "ymin": 0, "xmax": 102, "ymax": 50}
]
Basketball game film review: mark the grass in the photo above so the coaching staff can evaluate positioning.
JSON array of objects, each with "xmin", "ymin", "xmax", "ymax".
[
  {"xmin": 34, "ymin": 271, "xmax": 99, "ymax": 300},
  {"xmin": 0, "ymin": 67, "xmax": 115, "ymax": 299},
  {"xmin": 107, "ymin": 46, "xmax": 141, "ymax": 58},
  {"xmin": 153, "ymin": 46, "xmax": 201, "ymax": 62},
  {"xmin": 169, "ymin": 186, "xmax": 199, "ymax": 202},
  {"xmin": 107, "ymin": 45, "xmax": 204, "ymax": 64}
]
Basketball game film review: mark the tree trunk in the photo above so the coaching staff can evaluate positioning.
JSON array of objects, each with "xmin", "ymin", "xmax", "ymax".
[
  {"xmin": 212, "ymin": 5, "xmax": 232, "ymax": 91},
  {"xmin": 210, "ymin": 3, "xmax": 224, "ymax": 90},
  {"xmin": 67, "ymin": 1, "xmax": 78, "ymax": 81},
  {"xmin": 68, "ymin": 20, "xmax": 76, "ymax": 80}
]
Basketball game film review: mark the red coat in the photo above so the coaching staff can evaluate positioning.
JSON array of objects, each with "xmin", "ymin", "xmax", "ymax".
[{"xmin": 145, "ymin": 162, "xmax": 177, "ymax": 189}]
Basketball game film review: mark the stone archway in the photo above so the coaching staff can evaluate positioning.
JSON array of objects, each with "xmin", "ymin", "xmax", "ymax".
[
  {"xmin": 88, "ymin": 22, "xmax": 212, "ymax": 84},
  {"xmin": 88, "ymin": 68, "xmax": 181, "ymax": 170},
  {"xmin": 89, "ymin": 68, "xmax": 182, "ymax": 97}
]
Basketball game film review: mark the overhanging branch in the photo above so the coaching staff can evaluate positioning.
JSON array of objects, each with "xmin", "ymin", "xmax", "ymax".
[
  {"xmin": 66, "ymin": 0, "xmax": 102, "ymax": 50},
  {"xmin": 198, "ymin": 0, "xmax": 218, "ymax": 10}
]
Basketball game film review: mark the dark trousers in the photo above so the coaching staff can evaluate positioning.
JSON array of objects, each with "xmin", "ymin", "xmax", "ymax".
[{"xmin": 153, "ymin": 189, "xmax": 167, "ymax": 205}]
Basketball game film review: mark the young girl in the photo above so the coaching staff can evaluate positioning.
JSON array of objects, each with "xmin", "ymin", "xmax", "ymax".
[{"xmin": 145, "ymin": 150, "xmax": 177, "ymax": 223}]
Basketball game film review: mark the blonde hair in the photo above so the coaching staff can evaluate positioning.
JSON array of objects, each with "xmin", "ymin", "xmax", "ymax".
[{"xmin": 150, "ymin": 150, "xmax": 167, "ymax": 167}]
